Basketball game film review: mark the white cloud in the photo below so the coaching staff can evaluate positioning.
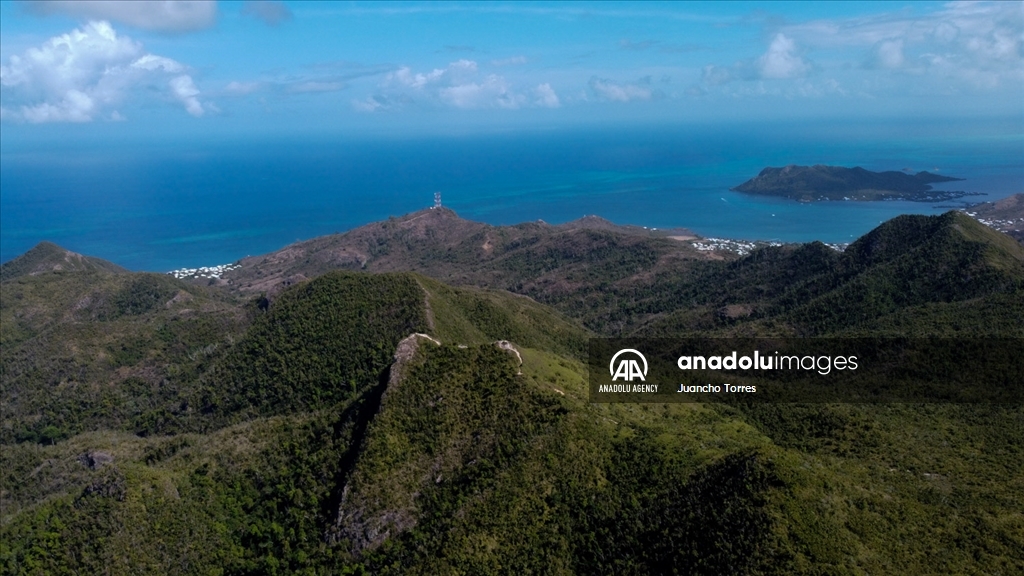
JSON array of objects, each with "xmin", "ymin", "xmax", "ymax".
[
  {"xmin": 169, "ymin": 75, "xmax": 204, "ymax": 116},
  {"xmin": 369, "ymin": 60, "xmax": 550, "ymax": 111},
  {"xmin": 757, "ymin": 34, "xmax": 811, "ymax": 79},
  {"xmin": 445, "ymin": 59, "xmax": 478, "ymax": 84},
  {"xmin": 448, "ymin": 59, "xmax": 478, "ymax": 72},
  {"xmin": 698, "ymin": 1, "xmax": 1021, "ymax": 103},
  {"xmin": 385, "ymin": 60, "xmax": 479, "ymax": 91},
  {"xmin": 870, "ymin": 39, "xmax": 906, "ymax": 69},
  {"xmin": 23, "ymin": 1, "xmax": 217, "ymax": 33},
  {"xmin": 387, "ymin": 66, "xmax": 446, "ymax": 89},
  {"xmin": 132, "ymin": 54, "xmax": 186, "ymax": 73},
  {"xmin": 534, "ymin": 83, "xmax": 560, "ymax": 108},
  {"xmin": 700, "ymin": 34, "xmax": 812, "ymax": 87},
  {"xmin": 963, "ymin": 27, "xmax": 1019, "ymax": 62},
  {"xmin": 778, "ymin": 2, "xmax": 1022, "ymax": 87},
  {"xmin": 0, "ymin": 21, "xmax": 207, "ymax": 123},
  {"xmin": 21, "ymin": 90, "xmax": 95, "ymax": 123},
  {"xmin": 589, "ymin": 77, "xmax": 653, "ymax": 102},
  {"xmin": 1, "ymin": 20, "xmax": 140, "ymax": 89},
  {"xmin": 440, "ymin": 75, "xmax": 525, "ymax": 109}
]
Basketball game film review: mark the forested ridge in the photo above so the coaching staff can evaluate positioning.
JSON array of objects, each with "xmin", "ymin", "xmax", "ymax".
[{"xmin": 2, "ymin": 210, "xmax": 1022, "ymax": 574}]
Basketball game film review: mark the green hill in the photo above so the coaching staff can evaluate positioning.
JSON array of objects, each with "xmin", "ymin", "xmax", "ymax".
[
  {"xmin": 1, "ymin": 263, "xmax": 590, "ymax": 442},
  {"xmin": 638, "ymin": 211, "xmax": 1024, "ymax": 336},
  {"xmin": 220, "ymin": 208, "xmax": 753, "ymax": 335},
  {"xmin": 1, "ymin": 268, "xmax": 251, "ymax": 445},
  {"xmin": 0, "ymin": 242, "xmax": 126, "ymax": 283},
  {"xmin": 2, "ymin": 214, "xmax": 1023, "ymax": 574}
]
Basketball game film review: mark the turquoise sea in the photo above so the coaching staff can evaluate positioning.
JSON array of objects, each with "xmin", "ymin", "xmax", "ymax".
[{"xmin": 2, "ymin": 121, "xmax": 1021, "ymax": 271}]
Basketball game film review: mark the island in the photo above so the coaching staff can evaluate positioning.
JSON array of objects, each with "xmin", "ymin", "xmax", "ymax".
[{"xmin": 731, "ymin": 164, "xmax": 975, "ymax": 202}]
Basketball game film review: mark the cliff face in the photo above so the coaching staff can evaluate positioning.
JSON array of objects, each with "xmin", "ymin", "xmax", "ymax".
[{"xmin": 731, "ymin": 164, "xmax": 967, "ymax": 201}]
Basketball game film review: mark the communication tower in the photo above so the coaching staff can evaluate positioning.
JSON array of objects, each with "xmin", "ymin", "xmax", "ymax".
[{"xmin": 433, "ymin": 191, "xmax": 442, "ymax": 209}]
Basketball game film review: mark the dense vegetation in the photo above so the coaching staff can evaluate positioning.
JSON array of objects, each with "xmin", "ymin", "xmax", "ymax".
[
  {"xmin": 638, "ymin": 211, "xmax": 1024, "ymax": 337},
  {"xmin": 1, "ymin": 270, "xmax": 249, "ymax": 444},
  {"xmin": 2, "ymin": 210, "xmax": 1022, "ymax": 574},
  {"xmin": 199, "ymin": 272, "xmax": 430, "ymax": 423}
]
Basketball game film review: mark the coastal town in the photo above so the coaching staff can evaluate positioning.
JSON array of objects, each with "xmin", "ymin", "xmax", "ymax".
[
  {"xmin": 961, "ymin": 193, "xmax": 1024, "ymax": 243},
  {"xmin": 965, "ymin": 210, "xmax": 1023, "ymax": 232},
  {"xmin": 689, "ymin": 237, "xmax": 782, "ymax": 256},
  {"xmin": 168, "ymin": 263, "xmax": 240, "ymax": 280}
]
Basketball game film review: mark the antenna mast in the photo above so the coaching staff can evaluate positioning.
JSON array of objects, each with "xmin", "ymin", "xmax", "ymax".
[{"xmin": 433, "ymin": 191, "xmax": 442, "ymax": 209}]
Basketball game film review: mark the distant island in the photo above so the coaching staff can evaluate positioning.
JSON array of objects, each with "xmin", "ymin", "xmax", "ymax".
[{"xmin": 732, "ymin": 165, "xmax": 977, "ymax": 202}]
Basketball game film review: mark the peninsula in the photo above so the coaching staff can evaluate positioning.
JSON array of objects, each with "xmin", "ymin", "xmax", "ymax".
[{"xmin": 732, "ymin": 164, "xmax": 972, "ymax": 202}]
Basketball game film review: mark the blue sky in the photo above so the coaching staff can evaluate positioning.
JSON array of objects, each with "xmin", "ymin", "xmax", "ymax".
[{"xmin": 1, "ymin": 1, "xmax": 1022, "ymax": 141}]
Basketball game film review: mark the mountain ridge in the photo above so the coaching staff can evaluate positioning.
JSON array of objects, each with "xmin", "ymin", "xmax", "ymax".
[
  {"xmin": 3, "ymin": 209, "xmax": 1023, "ymax": 573},
  {"xmin": 217, "ymin": 207, "xmax": 738, "ymax": 334},
  {"xmin": 638, "ymin": 211, "xmax": 1023, "ymax": 337},
  {"xmin": 213, "ymin": 208, "xmax": 1023, "ymax": 337}
]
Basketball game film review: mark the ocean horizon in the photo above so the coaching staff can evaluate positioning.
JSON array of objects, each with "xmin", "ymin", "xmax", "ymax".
[{"xmin": 2, "ymin": 122, "xmax": 1021, "ymax": 272}]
